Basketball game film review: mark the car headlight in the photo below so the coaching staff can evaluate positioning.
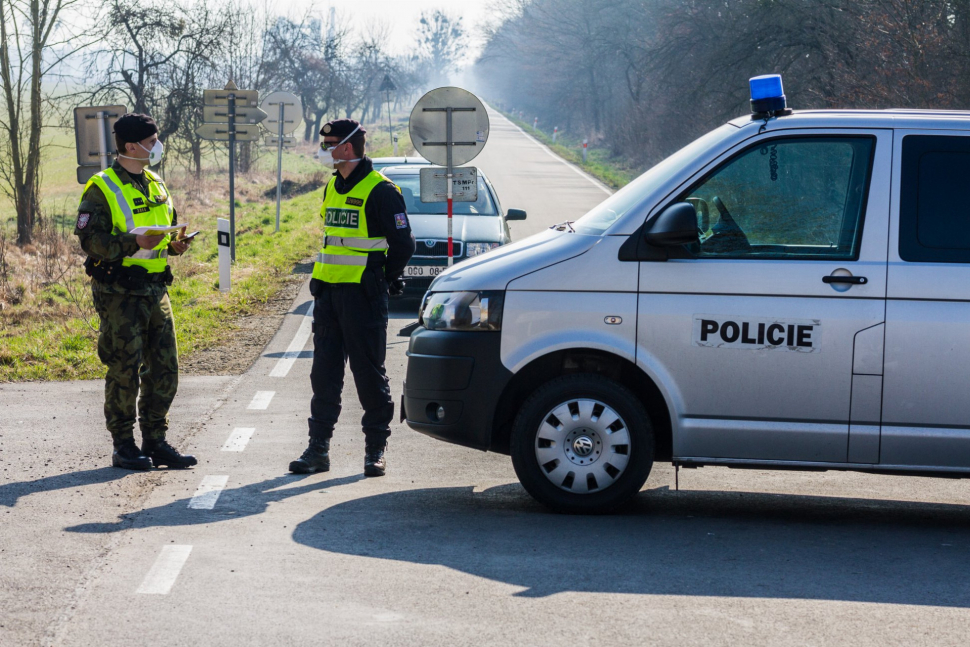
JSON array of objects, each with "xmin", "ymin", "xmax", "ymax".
[
  {"xmin": 420, "ymin": 291, "xmax": 505, "ymax": 331},
  {"xmin": 465, "ymin": 242, "xmax": 501, "ymax": 258}
]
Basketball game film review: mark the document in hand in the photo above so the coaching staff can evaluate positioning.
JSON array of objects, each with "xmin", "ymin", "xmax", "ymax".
[{"xmin": 129, "ymin": 224, "xmax": 189, "ymax": 236}]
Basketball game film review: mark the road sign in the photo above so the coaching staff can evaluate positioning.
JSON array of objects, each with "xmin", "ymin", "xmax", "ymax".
[
  {"xmin": 379, "ymin": 74, "xmax": 397, "ymax": 93},
  {"xmin": 203, "ymin": 105, "xmax": 267, "ymax": 125},
  {"xmin": 195, "ymin": 123, "xmax": 262, "ymax": 142},
  {"xmin": 260, "ymin": 91, "xmax": 303, "ymax": 233},
  {"xmin": 200, "ymin": 81, "xmax": 260, "ymax": 260},
  {"xmin": 203, "ymin": 89, "xmax": 258, "ymax": 108},
  {"xmin": 76, "ymin": 166, "xmax": 102, "ymax": 185},
  {"xmin": 409, "ymin": 87, "xmax": 489, "ymax": 167},
  {"xmin": 409, "ymin": 87, "xmax": 490, "ymax": 266},
  {"xmin": 265, "ymin": 136, "xmax": 297, "ymax": 147},
  {"xmin": 73, "ymin": 105, "xmax": 126, "ymax": 176},
  {"xmin": 420, "ymin": 167, "xmax": 478, "ymax": 203},
  {"xmin": 260, "ymin": 91, "xmax": 302, "ymax": 135}
]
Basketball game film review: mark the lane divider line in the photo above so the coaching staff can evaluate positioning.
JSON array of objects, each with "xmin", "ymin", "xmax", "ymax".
[
  {"xmin": 270, "ymin": 303, "xmax": 314, "ymax": 378},
  {"xmin": 221, "ymin": 428, "xmax": 255, "ymax": 452},
  {"xmin": 188, "ymin": 475, "xmax": 229, "ymax": 510},
  {"xmin": 247, "ymin": 391, "xmax": 276, "ymax": 410},
  {"xmin": 488, "ymin": 106, "xmax": 614, "ymax": 197},
  {"xmin": 136, "ymin": 545, "xmax": 192, "ymax": 595}
]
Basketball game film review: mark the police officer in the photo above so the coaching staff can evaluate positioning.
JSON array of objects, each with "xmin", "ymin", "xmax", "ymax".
[
  {"xmin": 74, "ymin": 113, "xmax": 197, "ymax": 471},
  {"xmin": 289, "ymin": 118, "xmax": 415, "ymax": 477}
]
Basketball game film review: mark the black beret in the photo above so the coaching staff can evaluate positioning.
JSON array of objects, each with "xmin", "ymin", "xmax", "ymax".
[
  {"xmin": 114, "ymin": 113, "xmax": 158, "ymax": 143},
  {"xmin": 320, "ymin": 118, "xmax": 365, "ymax": 139}
]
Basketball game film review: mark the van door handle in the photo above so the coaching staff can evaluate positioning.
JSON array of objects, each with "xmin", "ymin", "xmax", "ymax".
[{"xmin": 823, "ymin": 275, "xmax": 867, "ymax": 285}]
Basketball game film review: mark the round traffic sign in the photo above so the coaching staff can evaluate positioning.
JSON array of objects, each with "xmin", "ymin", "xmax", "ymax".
[
  {"xmin": 409, "ymin": 87, "xmax": 489, "ymax": 167},
  {"xmin": 260, "ymin": 91, "xmax": 303, "ymax": 135}
]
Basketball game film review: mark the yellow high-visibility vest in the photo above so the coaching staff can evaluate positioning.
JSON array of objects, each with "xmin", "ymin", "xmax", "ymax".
[
  {"xmin": 312, "ymin": 170, "xmax": 389, "ymax": 283},
  {"xmin": 81, "ymin": 167, "xmax": 174, "ymax": 273}
]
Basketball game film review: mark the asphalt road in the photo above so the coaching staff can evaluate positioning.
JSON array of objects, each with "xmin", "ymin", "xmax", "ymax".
[{"xmin": 3, "ymin": 109, "xmax": 970, "ymax": 646}]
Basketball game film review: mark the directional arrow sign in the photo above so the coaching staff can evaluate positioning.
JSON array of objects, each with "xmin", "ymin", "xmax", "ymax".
[
  {"xmin": 195, "ymin": 123, "xmax": 262, "ymax": 142},
  {"xmin": 203, "ymin": 89, "xmax": 259, "ymax": 107},
  {"xmin": 203, "ymin": 105, "xmax": 267, "ymax": 125},
  {"xmin": 265, "ymin": 136, "xmax": 297, "ymax": 147}
]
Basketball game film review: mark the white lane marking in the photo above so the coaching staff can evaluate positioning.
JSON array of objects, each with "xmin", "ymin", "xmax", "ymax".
[
  {"xmin": 188, "ymin": 475, "xmax": 229, "ymax": 509},
  {"xmin": 247, "ymin": 391, "xmax": 275, "ymax": 410},
  {"xmin": 488, "ymin": 107, "xmax": 614, "ymax": 197},
  {"xmin": 270, "ymin": 304, "xmax": 314, "ymax": 378},
  {"xmin": 221, "ymin": 427, "xmax": 255, "ymax": 452},
  {"xmin": 137, "ymin": 545, "xmax": 192, "ymax": 595}
]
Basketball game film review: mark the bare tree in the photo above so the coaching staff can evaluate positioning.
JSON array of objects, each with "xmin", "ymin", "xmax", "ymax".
[
  {"xmin": 0, "ymin": 0, "xmax": 83, "ymax": 245},
  {"xmin": 417, "ymin": 10, "xmax": 467, "ymax": 86}
]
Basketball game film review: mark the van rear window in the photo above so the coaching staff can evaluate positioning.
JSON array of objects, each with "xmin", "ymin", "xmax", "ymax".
[{"xmin": 900, "ymin": 135, "xmax": 970, "ymax": 263}]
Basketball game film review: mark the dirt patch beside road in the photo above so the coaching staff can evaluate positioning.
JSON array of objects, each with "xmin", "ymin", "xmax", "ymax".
[{"xmin": 180, "ymin": 269, "xmax": 308, "ymax": 376}]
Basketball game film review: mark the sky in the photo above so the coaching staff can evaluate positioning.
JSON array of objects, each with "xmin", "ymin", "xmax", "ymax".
[{"xmin": 303, "ymin": 0, "xmax": 504, "ymax": 60}]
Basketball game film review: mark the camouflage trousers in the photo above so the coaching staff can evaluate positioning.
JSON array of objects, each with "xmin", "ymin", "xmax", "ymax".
[{"xmin": 92, "ymin": 286, "xmax": 179, "ymax": 445}]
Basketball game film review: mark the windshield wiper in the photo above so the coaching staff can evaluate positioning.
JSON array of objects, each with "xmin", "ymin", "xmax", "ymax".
[{"xmin": 551, "ymin": 221, "xmax": 576, "ymax": 232}]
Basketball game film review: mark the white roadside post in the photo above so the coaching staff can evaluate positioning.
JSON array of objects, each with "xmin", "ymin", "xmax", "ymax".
[
  {"xmin": 552, "ymin": 126, "xmax": 558, "ymax": 143},
  {"xmin": 533, "ymin": 117, "xmax": 538, "ymax": 133},
  {"xmin": 217, "ymin": 218, "xmax": 231, "ymax": 292},
  {"xmin": 582, "ymin": 138, "xmax": 588, "ymax": 163}
]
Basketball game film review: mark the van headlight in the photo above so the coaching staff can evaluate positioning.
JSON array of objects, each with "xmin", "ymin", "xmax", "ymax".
[
  {"xmin": 465, "ymin": 242, "xmax": 500, "ymax": 258},
  {"xmin": 420, "ymin": 291, "xmax": 505, "ymax": 331}
]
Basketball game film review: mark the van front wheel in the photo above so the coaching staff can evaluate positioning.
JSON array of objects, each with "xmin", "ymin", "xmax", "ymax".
[{"xmin": 510, "ymin": 374, "xmax": 654, "ymax": 513}]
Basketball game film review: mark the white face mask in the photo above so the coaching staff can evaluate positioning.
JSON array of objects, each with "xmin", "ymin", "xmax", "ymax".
[
  {"xmin": 319, "ymin": 125, "xmax": 361, "ymax": 169},
  {"xmin": 120, "ymin": 139, "xmax": 163, "ymax": 165}
]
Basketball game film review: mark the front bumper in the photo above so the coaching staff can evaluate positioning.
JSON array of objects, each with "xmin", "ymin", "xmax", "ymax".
[{"xmin": 402, "ymin": 327, "xmax": 512, "ymax": 451}]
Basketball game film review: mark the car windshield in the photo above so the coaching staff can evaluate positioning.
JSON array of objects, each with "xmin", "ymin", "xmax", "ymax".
[
  {"xmin": 386, "ymin": 173, "xmax": 498, "ymax": 216},
  {"xmin": 573, "ymin": 124, "xmax": 738, "ymax": 235}
]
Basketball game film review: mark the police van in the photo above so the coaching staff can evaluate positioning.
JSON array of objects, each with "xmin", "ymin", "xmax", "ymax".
[{"xmin": 402, "ymin": 75, "xmax": 970, "ymax": 513}]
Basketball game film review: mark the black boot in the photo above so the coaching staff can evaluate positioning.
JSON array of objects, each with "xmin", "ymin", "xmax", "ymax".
[
  {"xmin": 364, "ymin": 441, "xmax": 387, "ymax": 477},
  {"xmin": 289, "ymin": 438, "xmax": 331, "ymax": 474},
  {"xmin": 112, "ymin": 439, "xmax": 153, "ymax": 471},
  {"xmin": 142, "ymin": 439, "xmax": 198, "ymax": 469}
]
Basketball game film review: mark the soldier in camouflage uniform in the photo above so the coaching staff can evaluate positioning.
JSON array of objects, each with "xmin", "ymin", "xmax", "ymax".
[{"xmin": 74, "ymin": 113, "xmax": 197, "ymax": 470}]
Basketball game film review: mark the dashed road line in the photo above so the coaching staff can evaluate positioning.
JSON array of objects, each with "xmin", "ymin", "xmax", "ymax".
[
  {"xmin": 270, "ymin": 303, "xmax": 314, "ymax": 378},
  {"xmin": 137, "ymin": 545, "xmax": 192, "ymax": 595},
  {"xmin": 188, "ymin": 475, "xmax": 229, "ymax": 509},
  {"xmin": 247, "ymin": 391, "xmax": 276, "ymax": 410},
  {"xmin": 222, "ymin": 427, "xmax": 255, "ymax": 452}
]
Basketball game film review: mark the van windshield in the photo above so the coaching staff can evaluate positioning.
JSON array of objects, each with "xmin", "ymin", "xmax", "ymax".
[{"xmin": 573, "ymin": 124, "xmax": 738, "ymax": 235}]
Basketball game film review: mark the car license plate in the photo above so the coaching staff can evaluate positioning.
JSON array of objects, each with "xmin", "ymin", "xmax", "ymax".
[{"xmin": 404, "ymin": 265, "xmax": 445, "ymax": 278}]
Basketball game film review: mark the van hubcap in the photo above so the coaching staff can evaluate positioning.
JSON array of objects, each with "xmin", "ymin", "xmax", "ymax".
[{"xmin": 534, "ymin": 398, "xmax": 631, "ymax": 494}]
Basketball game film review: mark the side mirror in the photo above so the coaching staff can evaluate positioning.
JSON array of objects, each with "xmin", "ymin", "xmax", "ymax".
[
  {"xmin": 506, "ymin": 208, "xmax": 527, "ymax": 221},
  {"xmin": 643, "ymin": 202, "xmax": 699, "ymax": 247}
]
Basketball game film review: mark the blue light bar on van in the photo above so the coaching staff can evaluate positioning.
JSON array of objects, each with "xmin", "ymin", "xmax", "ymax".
[{"xmin": 749, "ymin": 74, "xmax": 787, "ymax": 116}]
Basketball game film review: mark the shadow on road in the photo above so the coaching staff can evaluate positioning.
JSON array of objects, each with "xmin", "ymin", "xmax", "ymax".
[
  {"xmin": 292, "ymin": 483, "xmax": 970, "ymax": 607},
  {"xmin": 64, "ymin": 473, "xmax": 364, "ymax": 533},
  {"xmin": 0, "ymin": 467, "xmax": 129, "ymax": 507}
]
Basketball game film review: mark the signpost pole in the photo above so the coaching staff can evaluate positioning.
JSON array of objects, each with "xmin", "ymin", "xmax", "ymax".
[
  {"xmin": 446, "ymin": 107, "xmax": 454, "ymax": 267},
  {"xmin": 275, "ymin": 101, "xmax": 284, "ymax": 233},
  {"xmin": 228, "ymin": 91, "xmax": 236, "ymax": 261},
  {"xmin": 96, "ymin": 111, "xmax": 110, "ymax": 170},
  {"xmin": 386, "ymin": 89, "xmax": 394, "ymax": 148}
]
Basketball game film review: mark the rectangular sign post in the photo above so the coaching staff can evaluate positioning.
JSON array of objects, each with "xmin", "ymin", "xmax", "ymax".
[
  {"xmin": 217, "ymin": 218, "xmax": 231, "ymax": 292},
  {"xmin": 74, "ymin": 105, "xmax": 126, "ymax": 184},
  {"xmin": 259, "ymin": 91, "xmax": 303, "ymax": 235},
  {"xmin": 421, "ymin": 106, "xmax": 476, "ymax": 266},
  {"xmin": 419, "ymin": 167, "xmax": 478, "ymax": 202},
  {"xmin": 197, "ymin": 82, "xmax": 265, "ymax": 262}
]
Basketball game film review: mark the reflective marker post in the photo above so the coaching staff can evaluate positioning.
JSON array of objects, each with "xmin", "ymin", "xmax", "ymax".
[
  {"xmin": 552, "ymin": 126, "xmax": 558, "ymax": 143},
  {"xmin": 582, "ymin": 138, "xmax": 588, "ymax": 164},
  {"xmin": 217, "ymin": 218, "xmax": 231, "ymax": 292}
]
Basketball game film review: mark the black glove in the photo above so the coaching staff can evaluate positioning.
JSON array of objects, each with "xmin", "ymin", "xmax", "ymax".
[{"xmin": 388, "ymin": 277, "xmax": 406, "ymax": 296}]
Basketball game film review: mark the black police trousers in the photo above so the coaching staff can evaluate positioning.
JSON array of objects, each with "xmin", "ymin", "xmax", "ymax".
[{"xmin": 308, "ymin": 273, "xmax": 393, "ymax": 444}]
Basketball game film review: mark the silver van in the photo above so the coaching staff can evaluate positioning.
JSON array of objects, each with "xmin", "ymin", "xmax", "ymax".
[{"xmin": 402, "ymin": 75, "xmax": 970, "ymax": 513}]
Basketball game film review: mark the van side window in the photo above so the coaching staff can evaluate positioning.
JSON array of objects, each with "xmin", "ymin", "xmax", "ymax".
[
  {"xmin": 680, "ymin": 136, "xmax": 875, "ymax": 260},
  {"xmin": 899, "ymin": 135, "xmax": 970, "ymax": 263}
]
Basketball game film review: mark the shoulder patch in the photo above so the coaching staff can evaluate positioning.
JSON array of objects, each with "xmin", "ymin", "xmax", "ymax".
[
  {"xmin": 394, "ymin": 213, "xmax": 409, "ymax": 229},
  {"xmin": 345, "ymin": 197, "xmax": 364, "ymax": 207},
  {"xmin": 76, "ymin": 213, "xmax": 91, "ymax": 230}
]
